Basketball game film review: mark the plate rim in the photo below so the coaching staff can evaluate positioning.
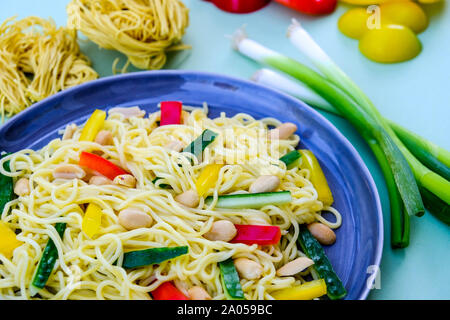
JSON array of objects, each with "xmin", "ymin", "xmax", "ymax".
[{"xmin": 0, "ymin": 69, "xmax": 384, "ymax": 300}]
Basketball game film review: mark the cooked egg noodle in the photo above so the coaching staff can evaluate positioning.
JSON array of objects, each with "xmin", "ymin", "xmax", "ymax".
[{"xmin": 0, "ymin": 104, "xmax": 341, "ymax": 300}]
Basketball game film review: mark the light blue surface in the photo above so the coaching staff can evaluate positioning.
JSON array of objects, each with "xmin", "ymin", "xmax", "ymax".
[{"xmin": 0, "ymin": 0, "xmax": 448, "ymax": 299}]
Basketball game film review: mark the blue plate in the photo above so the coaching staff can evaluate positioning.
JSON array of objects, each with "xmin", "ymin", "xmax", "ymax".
[{"xmin": 0, "ymin": 70, "xmax": 383, "ymax": 300}]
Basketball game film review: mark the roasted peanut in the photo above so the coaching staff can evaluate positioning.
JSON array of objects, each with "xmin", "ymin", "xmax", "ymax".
[
  {"xmin": 203, "ymin": 220, "xmax": 237, "ymax": 242},
  {"xmin": 94, "ymin": 130, "xmax": 113, "ymax": 146},
  {"xmin": 276, "ymin": 257, "xmax": 314, "ymax": 276},
  {"xmin": 175, "ymin": 189, "xmax": 200, "ymax": 208},
  {"xmin": 307, "ymin": 222, "xmax": 336, "ymax": 245},
  {"xmin": 113, "ymin": 174, "xmax": 136, "ymax": 188},
  {"xmin": 249, "ymin": 175, "xmax": 280, "ymax": 193},
  {"xmin": 109, "ymin": 106, "xmax": 145, "ymax": 119},
  {"xmin": 53, "ymin": 164, "xmax": 86, "ymax": 180},
  {"xmin": 118, "ymin": 208, "xmax": 153, "ymax": 230},
  {"xmin": 14, "ymin": 178, "xmax": 30, "ymax": 196},
  {"xmin": 62, "ymin": 123, "xmax": 78, "ymax": 140},
  {"xmin": 234, "ymin": 258, "xmax": 263, "ymax": 280},
  {"xmin": 268, "ymin": 122, "xmax": 298, "ymax": 140}
]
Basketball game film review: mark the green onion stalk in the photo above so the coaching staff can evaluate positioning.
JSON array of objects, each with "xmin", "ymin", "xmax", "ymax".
[
  {"xmin": 286, "ymin": 20, "xmax": 450, "ymax": 206},
  {"xmin": 231, "ymin": 24, "xmax": 448, "ymax": 246}
]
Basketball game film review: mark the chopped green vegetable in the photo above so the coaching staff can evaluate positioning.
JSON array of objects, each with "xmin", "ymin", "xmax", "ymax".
[
  {"xmin": 182, "ymin": 129, "xmax": 218, "ymax": 161},
  {"xmin": 122, "ymin": 246, "xmax": 188, "ymax": 269},
  {"xmin": 389, "ymin": 121, "xmax": 450, "ymax": 181},
  {"xmin": 297, "ymin": 225, "xmax": 347, "ymax": 300},
  {"xmin": 219, "ymin": 258, "xmax": 245, "ymax": 300},
  {"xmin": 279, "ymin": 150, "xmax": 302, "ymax": 169},
  {"xmin": 420, "ymin": 187, "xmax": 450, "ymax": 225},
  {"xmin": 0, "ymin": 153, "xmax": 14, "ymax": 215},
  {"xmin": 31, "ymin": 223, "xmax": 67, "ymax": 292},
  {"xmin": 205, "ymin": 191, "xmax": 292, "ymax": 209}
]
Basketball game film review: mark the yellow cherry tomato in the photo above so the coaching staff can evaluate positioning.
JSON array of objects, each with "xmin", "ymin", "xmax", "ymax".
[
  {"xmin": 380, "ymin": 1, "xmax": 428, "ymax": 33},
  {"xmin": 338, "ymin": 8, "xmax": 372, "ymax": 39},
  {"xmin": 359, "ymin": 24, "xmax": 422, "ymax": 63}
]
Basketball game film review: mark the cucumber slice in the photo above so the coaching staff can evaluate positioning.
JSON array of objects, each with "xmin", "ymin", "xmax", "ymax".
[
  {"xmin": 31, "ymin": 223, "xmax": 67, "ymax": 292},
  {"xmin": 122, "ymin": 246, "xmax": 188, "ymax": 269},
  {"xmin": 297, "ymin": 225, "xmax": 347, "ymax": 300},
  {"xmin": 219, "ymin": 258, "xmax": 245, "ymax": 300},
  {"xmin": 205, "ymin": 191, "xmax": 292, "ymax": 209},
  {"xmin": 280, "ymin": 150, "xmax": 302, "ymax": 169}
]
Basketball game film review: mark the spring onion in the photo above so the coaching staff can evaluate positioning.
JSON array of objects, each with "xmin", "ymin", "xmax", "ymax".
[
  {"xmin": 232, "ymin": 26, "xmax": 424, "ymax": 219},
  {"xmin": 232, "ymin": 23, "xmax": 450, "ymax": 246},
  {"xmin": 286, "ymin": 20, "xmax": 449, "ymax": 206}
]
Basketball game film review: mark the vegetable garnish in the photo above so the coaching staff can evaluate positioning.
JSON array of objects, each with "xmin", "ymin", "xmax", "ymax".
[
  {"xmin": 279, "ymin": 150, "xmax": 302, "ymax": 169},
  {"xmin": 81, "ymin": 203, "xmax": 103, "ymax": 239},
  {"xmin": 231, "ymin": 225, "xmax": 282, "ymax": 245},
  {"xmin": 219, "ymin": 258, "xmax": 245, "ymax": 300},
  {"xmin": 271, "ymin": 278, "xmax": 327, "ymax": 300},
  {"xmin": 252, "ymin": 68, "xmax": 450, "ymax": 229},
  {"xmin": 160, "ymin": 101, "xmax": 182, "ymax": 126},
  {"xmin": 31, "ymin": 223, "xmax": 67, "ymax": 294},
  {"xmin": 0, "ymin": 222, "xmax": 22, "ymax": 259},
  {"xmin": 79, "ymin": 109, "xmax": 106, "ymax": 142},
  {"xmin": 298, "ymin": 225, "xmax": 347, "ymax": 300},
  {"xmin": 0, "ymin": 153, "xmax": 14, "ymax": 214},
  {"xmin": 122, "ymin": 246, "xmax": 188, "ymax": 269},
  {"xmin": 298, "ymin": 150, "xmax": 334, "ymax": 207},
  {"xmin": 151, "ymin": 281, "xmax": 189, "ymax": 300},
  {"xmin": 79, "ymin": 151, "xmax": 127, "ymax": 181},
  {"xmin": 195, "ymin": 164, "xmax": 224, "ymax": 196},
  {"xmin": 205, "ymin": 191, "xmax": 292, "ymax": 209},
  {"xmin": 182, "ymin": 129, "xmax": 218, "ymax": 161},
  {"xmin": 274, "ymin": 0, "xmax": 337, "ymax": 15}
]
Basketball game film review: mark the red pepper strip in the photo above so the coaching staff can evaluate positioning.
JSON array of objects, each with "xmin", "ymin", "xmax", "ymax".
[
  {"xmin": 79, "ymin": 151, "xmax": 127, "ymax": 181},
  {"xmin": 160, "ymin": 101, "xmax": 182, "ymax": 126},
  {"xmin": 205, "ymin": 0, "xmax": 270, "ymax": 13},
  {"xmin": 230, "ymin": 225, "xmax": 282, "ymax": 245},
  {"xmin": 274, "ymin": 0, "xmax": 337, "ymax": 15},
  {"xmin": 151, "ymin": 282, "xmax": 189, "ymax": 300}
]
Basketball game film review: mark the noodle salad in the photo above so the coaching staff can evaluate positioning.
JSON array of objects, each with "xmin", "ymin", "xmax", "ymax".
[{"xmin": 0, "ymin": 102, "xmax": 346, "ymax": 300}]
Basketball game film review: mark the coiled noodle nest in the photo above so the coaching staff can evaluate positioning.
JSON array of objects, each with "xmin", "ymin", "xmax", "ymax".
[
  {"xmin": 0, "ymin": 16, "xmax": 98, "ymax": 120},
  {"xmin": 67, "ymin": 0, "xmax": 191, "ymax": 71}
]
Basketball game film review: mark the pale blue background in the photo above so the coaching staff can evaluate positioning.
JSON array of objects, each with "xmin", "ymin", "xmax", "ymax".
[{"xmin": 1, "ymin": 0, "xmax": 448, "ymax": 299}]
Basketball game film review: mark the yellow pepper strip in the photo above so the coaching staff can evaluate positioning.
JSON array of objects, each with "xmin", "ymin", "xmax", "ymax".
[
  {"xmin": 79, "ymin": 109, "xmax": 106, "ymax": 142},
  {"xmin": 299, "ymin": 150, "xmax": 334, "ymax": 207},
  {"xmin": 195, "ymin": 164, "xmax": 224, "ymax": 197},
  {"xmin": 82, "ymin": 203, "xmax": 103, "ymax": 238},
  {"xmin": 271, "ymin": 279, "xmax": 327, "ymax": 300},
  {"xmin": 0, "ymin": 221, "xmax": 22, "ymax": 259}
]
